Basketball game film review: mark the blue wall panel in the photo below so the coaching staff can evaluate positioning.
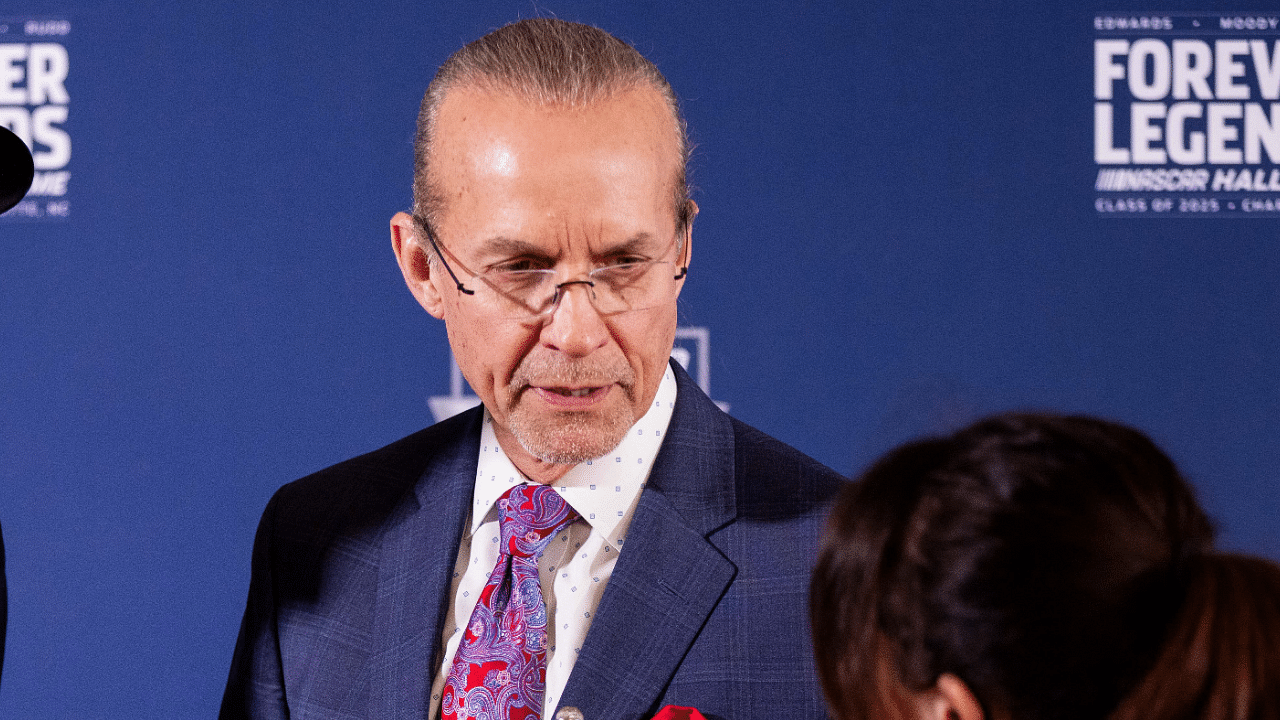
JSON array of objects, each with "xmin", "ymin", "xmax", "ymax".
[{"xmin": 1, "ymin": 1, "xmax": 1276, "ymax": 716}]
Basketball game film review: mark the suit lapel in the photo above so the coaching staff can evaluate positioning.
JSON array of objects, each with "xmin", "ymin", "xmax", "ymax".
[
  {"xmin": 366, "ymin": 409, "xmax": 482, "ymax": 720},
  {"xmin": 558, "ymin": 362, "xmax": 738, "ymax": 719}
]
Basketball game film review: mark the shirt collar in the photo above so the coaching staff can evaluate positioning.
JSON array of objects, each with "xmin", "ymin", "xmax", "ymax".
[{"xmin": 471, "ymin": 364, "xmax": 679, "ymax": 551}]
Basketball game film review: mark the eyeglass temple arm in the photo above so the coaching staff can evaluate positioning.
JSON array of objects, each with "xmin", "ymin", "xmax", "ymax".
[
  {"xmin": 421, "ymin": 221, "xmax": 476, "ymax": 296},
  {"xmin": 673, "ymin": 236, "xmax": 689, "ymax": 280}
]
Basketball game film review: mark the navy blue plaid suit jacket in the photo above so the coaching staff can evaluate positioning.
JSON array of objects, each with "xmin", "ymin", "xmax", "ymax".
[{"xmin": 221, "ymin": 361, "xmax": 844, "ymax": 720}]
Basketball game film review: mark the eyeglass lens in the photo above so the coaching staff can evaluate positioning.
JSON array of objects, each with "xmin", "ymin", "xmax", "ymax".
[{"xmin": 481, "ymin": 261, "xmax": 679, "ymax": 319}]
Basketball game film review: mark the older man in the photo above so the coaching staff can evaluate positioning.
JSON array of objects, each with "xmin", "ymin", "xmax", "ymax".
[{"xmin": 222, "ymin": 18, "xmax": 842, "ymax": 720}]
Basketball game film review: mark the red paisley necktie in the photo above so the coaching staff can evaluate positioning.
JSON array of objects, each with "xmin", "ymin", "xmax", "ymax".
[{"xmin": 442, "ymin": 484, "xmax": 579, "ymax": 720}]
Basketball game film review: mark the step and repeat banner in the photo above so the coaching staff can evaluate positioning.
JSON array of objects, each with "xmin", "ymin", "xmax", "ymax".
[{"xmin": 2, "ymin": 2, "xmax": 1277, "ymax": 717}]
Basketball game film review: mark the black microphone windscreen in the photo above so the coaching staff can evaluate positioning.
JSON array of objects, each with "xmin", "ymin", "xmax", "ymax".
[{"xmin": 0, "ymin": 125, "xmax": 36, "ymax": 215}]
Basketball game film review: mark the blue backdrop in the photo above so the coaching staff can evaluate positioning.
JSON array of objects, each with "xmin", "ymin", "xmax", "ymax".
[{"xmin": 2, "ymin": 1, "xmax": 1277, "ymax": 716}]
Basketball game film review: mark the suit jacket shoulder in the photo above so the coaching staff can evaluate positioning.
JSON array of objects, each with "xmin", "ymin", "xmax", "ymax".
[
  {"xmin": 266, "ymin": 409, "xmax": 481, "ymax": 549},
  {"xmin": 730, "ymin": 416, "xmax": 845, "ymax": 519}
]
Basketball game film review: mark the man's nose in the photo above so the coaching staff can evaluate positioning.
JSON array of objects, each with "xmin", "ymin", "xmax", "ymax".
[{"xmin": 540, "ymin": 281, "xmax": 609, "ymax": 357}]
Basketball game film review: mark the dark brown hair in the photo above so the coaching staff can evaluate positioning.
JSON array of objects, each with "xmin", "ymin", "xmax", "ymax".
[
  {"xmin": 1111, "ymin": 552, "xmax": 1280, "ymax": 720},
  {"xmin": 810, "ymin": 413, "xmax": 1279, "ymax": 720},
  {"xmin": 412, "ymin": 18, "xmax": 693, "ymax": 233}
]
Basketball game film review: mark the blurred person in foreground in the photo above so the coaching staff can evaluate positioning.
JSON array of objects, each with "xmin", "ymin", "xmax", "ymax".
[
  {"xmin": 811, "ymin": 412, "xmax": 1280, "ymax": 720},
  {"xmin": 221, "ymin": 17, "xmax": 842, "ymax": 720}
]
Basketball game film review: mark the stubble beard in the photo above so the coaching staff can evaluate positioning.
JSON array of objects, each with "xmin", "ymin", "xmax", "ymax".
[{"xmin": 505, "ymin": 354, "xmax": 639, "ymax": 465}]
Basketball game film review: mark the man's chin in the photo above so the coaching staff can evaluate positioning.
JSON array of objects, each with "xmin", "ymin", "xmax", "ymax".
[{"xmin": 509, "ymin": 409, "xmax": 633, "ymax": 465}]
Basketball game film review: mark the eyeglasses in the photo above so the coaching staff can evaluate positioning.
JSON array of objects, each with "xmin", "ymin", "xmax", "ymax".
[{"xmin": 413, "ymin": 215, "xmax": 688, "ymax": 321}]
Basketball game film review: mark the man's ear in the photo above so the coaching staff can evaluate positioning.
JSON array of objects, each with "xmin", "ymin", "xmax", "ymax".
[
  {"xmin": 390, "ymin": 211, "xmax": 445, "ymax": 319},
  {"xmin": 916, "ymin": 674, "xmax": 984, "ymax": 720}
]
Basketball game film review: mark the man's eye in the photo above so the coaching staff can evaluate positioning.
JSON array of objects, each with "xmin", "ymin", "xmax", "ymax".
[
  {"xmin": 607, "ymin": 256, "xmax": 649, "ymax": 268},
  {"xmin": 488, "ymin": 269, "xmax": 551, "ymax": 295},
  {"xmin": 491, "ymin": 258, "xmax": 548, "ymax": 273},
  {"xmin": 595, "ymin": 260, "xmax": 652, "ymax": 286}
]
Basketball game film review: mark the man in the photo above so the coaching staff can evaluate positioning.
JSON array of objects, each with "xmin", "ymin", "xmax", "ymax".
[{"xmin": 222, "ymin": 18, "xmax": 842, "ymax": 720}]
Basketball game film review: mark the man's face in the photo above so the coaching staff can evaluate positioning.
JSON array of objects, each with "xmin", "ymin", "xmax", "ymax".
[{"xmin": 395, "ymin": 86, "xmax": 689, "ymax": 476}]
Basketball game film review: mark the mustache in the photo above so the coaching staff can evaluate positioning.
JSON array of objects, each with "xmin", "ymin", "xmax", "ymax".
[{"xmin": 509, "ymin": 354, "xmax": 636, "ymax": 391}]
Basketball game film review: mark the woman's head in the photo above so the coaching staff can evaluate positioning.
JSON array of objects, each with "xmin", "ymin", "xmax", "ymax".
[{"xmin": 810, "ymin": 413, "xmax": 1217, "ymax": 720}]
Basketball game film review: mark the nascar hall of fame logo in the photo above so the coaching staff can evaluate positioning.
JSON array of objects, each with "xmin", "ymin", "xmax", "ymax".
[
  {"xmin": 0, "ymin": 17, "xmax": 71, "ymax": 220},
  {"xmin": 428, "ymin": 326, "xmax": 730, "ymax": 423},
  {"xmin": 1094, "ymin": 12, "xmax": 1280, "ymax": 216}
]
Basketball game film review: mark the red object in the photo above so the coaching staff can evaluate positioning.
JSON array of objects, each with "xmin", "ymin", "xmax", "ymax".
[{"xmin": 652, "ymin": 706, "xmax": 708, "ymax": 720}]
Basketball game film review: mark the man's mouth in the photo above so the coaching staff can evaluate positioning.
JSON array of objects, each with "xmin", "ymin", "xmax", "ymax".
[
  {"xmin": 531, "ymin": 384, "xmax": 611, "ymax": 406},
  {"xmin": 508, "ymin": 354, "xmax": 636, "ymax": 409}
]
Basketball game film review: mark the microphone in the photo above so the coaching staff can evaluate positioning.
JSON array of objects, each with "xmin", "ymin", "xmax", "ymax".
[{"xmin": 0, "ymin": 125, "xmax": 36, "ymax": 215}]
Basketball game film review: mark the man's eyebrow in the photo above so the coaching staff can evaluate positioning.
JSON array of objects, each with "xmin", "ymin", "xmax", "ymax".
[
  {"xmin": 475, "ymin": 236, "xmax": 551, "ymax": 258},
  {"xmin": 600, "ymin": 233, "xmax": 663, "ymax": 256},
  {"xmin": 474, "ymin": 233, "xmax": 667, "ymax": 258}
]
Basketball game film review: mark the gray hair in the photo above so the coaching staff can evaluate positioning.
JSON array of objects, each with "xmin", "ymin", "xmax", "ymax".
[{"xmin": 412, "ymin": 18, "xmax": 693, "ymax": 236}]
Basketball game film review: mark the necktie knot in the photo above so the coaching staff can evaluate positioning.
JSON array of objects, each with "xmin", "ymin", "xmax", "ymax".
[{"xmin": 498, "ymin": 484, "xmax": 578, "ymax": 560}]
